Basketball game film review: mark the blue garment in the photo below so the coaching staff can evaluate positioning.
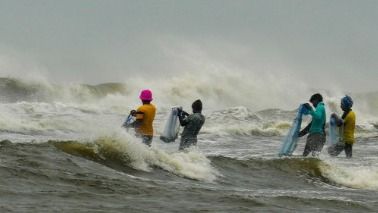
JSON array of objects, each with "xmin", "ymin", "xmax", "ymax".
[
  {"xmin": 341, "ymin": 95, "xmax": 353, "ymax": 109},
  {"xmin": 279, "ymin": 104, "xmax": 307, "ymax": 156},
  {"xmin": 309, "ymin": 102, "xmax": 326, "ymax": 134}
]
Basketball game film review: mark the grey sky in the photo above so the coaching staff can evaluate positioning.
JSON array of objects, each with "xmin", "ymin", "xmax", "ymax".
[{"xmin": 0, "ymin": 0, "xmax": 377, "ymax": 91}]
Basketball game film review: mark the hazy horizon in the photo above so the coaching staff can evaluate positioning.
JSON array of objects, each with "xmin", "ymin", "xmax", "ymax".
[{"xmin": 1, "ymin": 0, "xmax": 378, "ymax": 92}]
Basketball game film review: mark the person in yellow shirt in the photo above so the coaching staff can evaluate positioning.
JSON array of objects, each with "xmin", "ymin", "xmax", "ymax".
[
  {"xmin": 128, "ymin": 89, "xmax": 156, "ymax": 146},
  {"xmin": 328, "ymin": 95, "xmax": 356, "ymax": 158}
]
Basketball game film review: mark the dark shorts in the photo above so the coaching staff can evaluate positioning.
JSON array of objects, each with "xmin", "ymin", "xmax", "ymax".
[
  {"xmin": 303, "ymin": 133, "xmax": 326, "ymax": 157},
  {"xmin": 179, "ymin": 137, "xmax": 197, "ymax": 151},
  {"xmin": 328, "ymin": 142, "xmax": 353, "ymax": 158}
]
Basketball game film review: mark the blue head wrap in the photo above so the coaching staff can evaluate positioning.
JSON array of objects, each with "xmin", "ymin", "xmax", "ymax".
[{"xmin": 341, "ymin": 95, "xmax": 353, "ymax": 109}]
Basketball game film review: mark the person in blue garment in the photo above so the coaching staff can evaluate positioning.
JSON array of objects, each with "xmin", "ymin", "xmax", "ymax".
[{"xmin": 298, "ymin": 93, "xmax": 326, "ymax": 157}]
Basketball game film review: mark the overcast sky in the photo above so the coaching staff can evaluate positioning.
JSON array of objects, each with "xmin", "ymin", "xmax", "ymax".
[{"xmin": 0, "ymin": 0, "xmax": 377, "ymax": 92}]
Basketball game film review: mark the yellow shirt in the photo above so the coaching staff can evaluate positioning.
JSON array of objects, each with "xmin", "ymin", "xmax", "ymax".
[
  {"xmin": 343, "ymin": 111, "xmax": 356, "ymax": 144},
  {"xmin": 136, "ymin": 104, "xmax": 156, "ymax": 136}
]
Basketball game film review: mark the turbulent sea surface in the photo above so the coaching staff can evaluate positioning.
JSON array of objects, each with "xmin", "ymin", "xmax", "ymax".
[{"xmin": 0, "ymin": 78, "xmax": 378, "ymax": 212}]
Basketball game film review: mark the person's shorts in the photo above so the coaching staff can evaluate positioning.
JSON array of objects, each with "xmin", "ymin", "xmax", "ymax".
[{"xmin": 303, "ymin": 133, "xmax": 326, "ymax": 156}]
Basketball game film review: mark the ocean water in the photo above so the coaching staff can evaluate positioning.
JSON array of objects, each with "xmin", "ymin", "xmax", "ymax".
[{"xmin": 0, "ymin": 77, "xmax": 378, "ymax": 212}]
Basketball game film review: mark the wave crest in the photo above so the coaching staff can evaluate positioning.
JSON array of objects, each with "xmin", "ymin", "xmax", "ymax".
[
  {"xmin": 0, "ymin": 77, "xmax": 128, "ymax": 103},
  {"xmin": 52, "ymin": 134, "xmax": 219, "ymax": 182}
]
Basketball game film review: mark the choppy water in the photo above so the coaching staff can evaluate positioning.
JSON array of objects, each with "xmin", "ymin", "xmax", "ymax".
[{"xmin": 0, "ymin": 77, "xmax": 378, "ymax": 212}]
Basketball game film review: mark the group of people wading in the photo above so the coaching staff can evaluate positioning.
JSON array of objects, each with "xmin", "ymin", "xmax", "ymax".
[{"xmin": 124, "ymin": 90, "xmax": 355, "ymax": 158}]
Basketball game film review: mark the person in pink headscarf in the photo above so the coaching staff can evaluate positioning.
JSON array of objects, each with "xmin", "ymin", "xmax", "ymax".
[{"xmin": 127, "ymin": 89, "xmax": 156, "ymax": 146}]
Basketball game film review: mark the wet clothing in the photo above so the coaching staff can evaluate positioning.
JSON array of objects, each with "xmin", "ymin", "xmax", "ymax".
[
  {"xmin": 328, "ymin": 110, "xmax": 356, "ymax": 158},
  {"xmin": 130, "ymin": 103, "xmax": 156, "ymax": 146},
  {"xmin": 308, "ymin": 102, "xmax": 326, "ymax": 134},
  {"xmin": 135, "ymin": 104, "xmax": 156, "ymax": 136},
  {"xmin": 328, "ymin": 143, "xmax": 353, "ymax": 158},
  {"xmin": 342, "ymin": 110, "xmax": 356, "ymax": 144},
  {"xmin": 178, "ymin": 112, "xmax": 205, "ymax": 150},
  {"xmin": 298, "ymin": 121, "xmax": 326, "ymax": 137},
  {"xmin": 303, "ymin": 133, "xmax": 326, "ymax": 157},
  {"xmin": 299, "ymin": 102, "xmax": 326, "ymax": 156}
]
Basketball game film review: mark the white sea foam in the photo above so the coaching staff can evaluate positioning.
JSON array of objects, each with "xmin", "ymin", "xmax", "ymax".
[
  {"xmin": 320, "ymin": 162, "xmax": 378, "ymax": 190},
  {"xmin": 90, "ymin": 130, "xmax": 219, "ymax": 182}
]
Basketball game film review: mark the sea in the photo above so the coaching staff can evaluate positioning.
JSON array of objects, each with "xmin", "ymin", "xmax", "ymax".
[{"xmin": 0, "ymin": 77, "xmax": 377, "ymax": 212}]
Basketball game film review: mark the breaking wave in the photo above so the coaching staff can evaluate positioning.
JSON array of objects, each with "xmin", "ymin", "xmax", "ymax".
[
  {"xmin": 211, "ymin": 156, "xmax": 378, "ymax": 190},
  {"xmin": 0, "ymin": 77, "xmax": 128, "ymax": 103},
  {"xmin": 52, "ymin": 133, "xmax": 219, "ymax": 182},
  {"xmin": 320, "ymin": 163, "xmax": 378, "ymax": 190}
]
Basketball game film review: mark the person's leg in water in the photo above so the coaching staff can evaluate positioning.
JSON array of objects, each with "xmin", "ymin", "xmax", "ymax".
[
  {"xmin": 328, "ymin": 143, "xmax": 345, "ymax": 156},
  {"xmin": 303, "ymin": 133, "xmax": 324, "ymax": 157},
  {"xmin": 344, "ymin": 143, "xmax": 353, "ymax": 158},
  {"xmin": 179, "ymin": 138, "xmax": 196, "ymax": 151},
  {"xmin": 303, "ymin": 134, "xmax": 316, "ymax": 157},
  {"xmin": 311, "ymin": 134, "xmax": 326, "ymax": 157},
  {"xmin": 142, "ymin": 135, "xmax": 153, "ymax": 147},
  {"xmin": 303, "ymin": 138, "xmax": 312, "ymax": 157}
]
